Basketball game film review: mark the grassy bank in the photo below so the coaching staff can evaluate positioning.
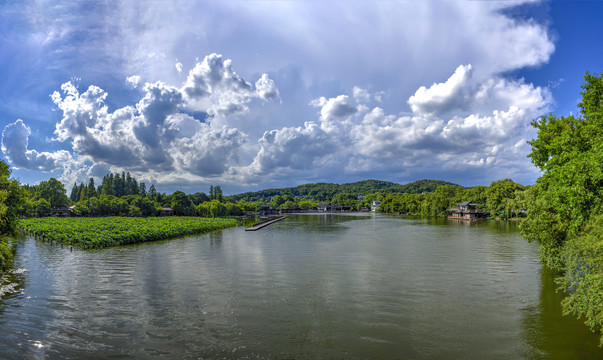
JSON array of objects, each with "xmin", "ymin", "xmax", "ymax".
[{"xmin": 19, "ymin": 217, "xmax": 238, "ymax": 249}]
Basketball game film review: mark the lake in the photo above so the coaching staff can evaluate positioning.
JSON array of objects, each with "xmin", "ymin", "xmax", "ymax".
[{"xmin": 1, "ymin": 214, "xmax": 602, "ymax": 359}]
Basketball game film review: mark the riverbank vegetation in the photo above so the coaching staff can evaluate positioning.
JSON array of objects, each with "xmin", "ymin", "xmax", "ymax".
[
  {"xmin": 520, "ymin": 72, "xmax": 603, "ymax": 344},
  {"xmin": 378, "ymin": 179, "xmax": 528, "ymax": 218},
  {"xmin": 0, "ymin": 160, "xmax": 24, "ymax": 273},
  {"xmin": 214, "ymin": 178, "xmax": 527, "ymax": 218},
  {"xmin": 21, "ymin": 172, "xmax": 249, "ymax": 218},
  {"xmin": 20, "ymin": 175, "xmax": 526, "ymax": 219},
  {"xmin": 19, "ymin": 217, "xmax": 237, "ymax": 249}
]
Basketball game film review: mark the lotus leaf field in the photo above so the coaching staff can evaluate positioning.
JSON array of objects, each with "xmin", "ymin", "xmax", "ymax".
[{"xmin": 19, "ymin": 217, "xmax": 238, "ymax": 249}]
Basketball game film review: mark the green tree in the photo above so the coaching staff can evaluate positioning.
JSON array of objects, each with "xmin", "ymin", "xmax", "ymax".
[
  {"xmin": 237, "ymin": 200, "xmax": 257, "ymax": 213},
  {"xmin": 226, "ymin": 202, "xmax": 244, "ymax": 216},
  {"xmin": 464, "ymin": 186, "xmax": 488, "ymax": 206},
  {"xmin": 522, "ymin": 73, "xmax": 603, "ymax": 268},
  {"xmin": 0, "ymin": 161, "xmax": 24, "ymax": 272},
  {"xmin": 281, "ymin": 200, "xmax": 297, "ymax": 209},
  {"xmin": 485, "ymin": 179, "xmax": 525, "ymax": 218},
  {"xmin": 270, "ymin": 194, "xmax": 293, "ymax": 208},
  {"xmin": 87, "ymin": 177, "xmax": 97, "ymax": 199},
  {"xmin": 520, "ymin": 72, "xmax": 603, "ymax": 342},
  {"xmin": 215, "ymin": 186, "xmax": 223, "ymax": 203},
  {"xmin": 148, "ymin": 184, "xmax": 157, "ymax": 199},
  {"xmin": 298, "ymin": 199, "xmax": 318, "ymax": 210},
  {"xmin": 331, "ymin": 193, "xmax": 359, "ymax": 208},
  {"xmin": 36, "ymin": 178, "xmax": 68, "ymax": 208},
  {"xmin": 210, "ymin": 201, "xmax": 227, "ymax": 217},
  {"xmin": 196, "ymin": 202, "xmax": 211, "ymax": 217},
  {"xmin": 33, "ymin": 198, "xmax": 52, "ymax": 217},
  {"xmin": 190, "ymin": 192, "xmax": 210, "ymax": 205},
  {"xmin": 100, "ymin": 174, "xmax": 114, "ymax": 196},
  {"xmin": 170, "ymin": 191, "xmax": 196, "ymax": 216},
  {"xmin": 209, "ymin": 185, "xmax": 223, "ymax": 202},
  {"xmin": 126, "ymin": 195, "xmax": 158, "ymax": 217},
  {"xmin": 424, "ymin": 185, "xmax": 462, "ymax": 216},
  {"xmin": 139, "ymin": 182, "xmax": 147, "ymax": 197},
  {"xmin": 87, "ymin": 197, "xmax": 100, "ymax": 216},
  {"xmin": 70, "ymin": 181, "xmax": 79, "ymax": 202},
  {"xmin": 0, "ymin": 161, "xmax": 22, "ymax": 234}
]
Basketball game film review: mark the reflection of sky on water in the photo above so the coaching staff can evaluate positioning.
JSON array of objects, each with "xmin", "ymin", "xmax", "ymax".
[{"xmin": 0, "ymin": 268, "xmax": 25, "ymax": 299}]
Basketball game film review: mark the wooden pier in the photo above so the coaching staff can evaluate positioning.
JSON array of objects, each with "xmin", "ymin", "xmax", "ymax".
[{"xmin": 245, "ymin": 216, "xmax": 285, "ymax": 231}]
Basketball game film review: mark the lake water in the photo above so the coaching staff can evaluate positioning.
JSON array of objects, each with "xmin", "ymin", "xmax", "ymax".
[{"xmin": 1, "ymin": 214, "xmax": 602, "ymax": 359}]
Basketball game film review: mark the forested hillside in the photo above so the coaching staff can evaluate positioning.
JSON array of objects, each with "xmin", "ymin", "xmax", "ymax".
[{"xmin": 228, "ymin": 179, "xmax": 459, "ymax": 202}]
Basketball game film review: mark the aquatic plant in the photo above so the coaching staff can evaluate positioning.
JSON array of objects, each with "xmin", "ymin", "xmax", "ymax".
[{"xmin": 19, "ymin": 217, "xmax": 237, "ymax": 249}]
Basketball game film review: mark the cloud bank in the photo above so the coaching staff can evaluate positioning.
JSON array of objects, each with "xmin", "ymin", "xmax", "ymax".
[
  {"xmin": 3, "ymin": 60, "xmax": 551, "ymax": 190},
  {"xmin": 1, "ymin": 119, "xmax": 70, "ymax": 171},
  {"xmin": 8, "ymin": 54, "xmax": 275, "ymax": 186},
  {"xmin": 0, "ymin": 0, "xmax": 556, "ymax": 192}
]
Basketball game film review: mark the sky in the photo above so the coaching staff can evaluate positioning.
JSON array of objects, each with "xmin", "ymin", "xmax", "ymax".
[{"xmin": 1, "ymin": 0, "xmax": 602, "ymax": 195}]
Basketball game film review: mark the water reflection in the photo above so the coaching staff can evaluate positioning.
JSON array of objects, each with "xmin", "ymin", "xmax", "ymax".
[
  {"xmin": 281, "ymin": 213, "xmax": 374, "ymax": 233},
  {"xmin": 1, "ymin": 214, "xmax": 602, "ymax": 359},
  {"xmin": 520, "ymin": 267, "xmax": 602, "ymax": 360},
  {"xmin": 0, "ymin": 267, "xmax": 26, "ymax": 307}
]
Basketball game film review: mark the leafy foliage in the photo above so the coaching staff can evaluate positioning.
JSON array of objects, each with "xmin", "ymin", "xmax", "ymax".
[
  {"xmin": 521, "ymin": 72, "xmax": 603, "ymax": 269},
  {"xmin": 520, "ymin": 71, "xmax": 603, "ymax": 343},
  {"xmin": 19, "ymin": 217, "xmax": 237, "ymax": 249},
  {"xmin": 0, "ymin": 160, "xmax": 24, "ymax": 272},
  {"xmin": 558, "ymin": 214, "xmax": 603, "ymax": 343},
  {"xmin": 36, "ymin": 178, "xmax": 68, "ymax": 208},
  {"xmin": 379, "ymin": 180, "xmax": 527, "ymax": 217},
  {"xmin": 485, "ymin": 179, "xmax": 526, "ymax": 219}
]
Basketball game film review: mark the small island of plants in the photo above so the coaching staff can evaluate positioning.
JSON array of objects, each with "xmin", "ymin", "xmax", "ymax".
[{"xmin": 19, "ymin": 217, "xmax": 237, "ymax": 249}]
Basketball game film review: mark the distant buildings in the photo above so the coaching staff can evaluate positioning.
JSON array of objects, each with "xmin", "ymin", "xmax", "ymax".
[
  {"xmin": 448, "ymin": 202, "xmax": 486, "ymax": 220},
  {"xmin": 317, "ymin": 203, "xmax": 336, "ymax": 212},
  {"xmin": 371, "ymin": 201, "xmax": 381, "ymax": 212},
  {"xmin": 51, "ymin": 206, "xmax": 73, "ymax": 217},
  {"xmin": 160, "ymin": 207, "xmax": 174, "ymax": 216},
  {"xmin": 258, "ymin": 205, "xmax": 276, "ymax": 216}
]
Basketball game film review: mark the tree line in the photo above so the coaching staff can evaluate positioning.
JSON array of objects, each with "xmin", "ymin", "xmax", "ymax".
[
  {"xmin": 0, "ymin": 162, "xmax": 533, "ymax": 273},
  {"xmin": 520, "ymin": 71, "xmax": 603, "ymax": 344},
  {"xmin": 378, "ymin": 179, "xmax": 530, "ymax": 218},
  {"xmin": 19, "ymin": 172, "xmax": 244, "ymax": 219},
  {"xmin": 229, "ymin": 179, "xmax": 458, "ymax": 202},
  {"xmin": 17, "ymin": 171, "xmax": 532, "ymax": 219}
]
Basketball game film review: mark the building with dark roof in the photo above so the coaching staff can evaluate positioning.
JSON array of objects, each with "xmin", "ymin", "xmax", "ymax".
[{"xmin": 448, "ymin": 202, "xmax": 486, "ymax": 220}]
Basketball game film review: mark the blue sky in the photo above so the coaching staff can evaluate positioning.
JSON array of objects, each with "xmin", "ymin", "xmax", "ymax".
[{"xmin": 1, "ymin": 0, "xmax": 602, "ymax": 195}]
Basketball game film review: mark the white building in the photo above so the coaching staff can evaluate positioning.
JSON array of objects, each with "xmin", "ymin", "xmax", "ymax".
[{"xmin": 371, "ymin": 200, "xmax": 381, "ymax": 212}]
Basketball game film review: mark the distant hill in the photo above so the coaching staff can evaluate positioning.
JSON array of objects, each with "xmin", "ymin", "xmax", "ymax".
[
  {"xmin": 392, "ymin": 179, "xmax": 460, "ymax": 194},
  {"xmin": 228, "ymin": 179, "xmax": 460, "ymax": 202}
]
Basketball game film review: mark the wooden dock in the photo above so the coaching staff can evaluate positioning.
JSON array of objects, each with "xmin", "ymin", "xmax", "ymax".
[{"xmin": 245, "ymin": 216, "xmax": 286, "ymax": 231}]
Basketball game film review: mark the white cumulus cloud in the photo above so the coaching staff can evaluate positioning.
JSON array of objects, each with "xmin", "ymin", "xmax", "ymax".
[
  {"xmin": 181, "ymin": 53, "xmax": 279, "ymax": 116},
  {"xmin": 1, "ymin": 119, "xmax": 70, "ymax": 171},
  {"xmin": 23, "ymin": 54, "xmax": 278, "ymax": 187},
  {"xmin": 126, "ymin": 75, "xmax": 141, "ymax": 88},
  {"xmin": 244, "ymin": 63, "xmax": 552, "ymax": 186},
  {"xmin": 408, "ymin": 64, "xmax": 474, "ymax": 116}
]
